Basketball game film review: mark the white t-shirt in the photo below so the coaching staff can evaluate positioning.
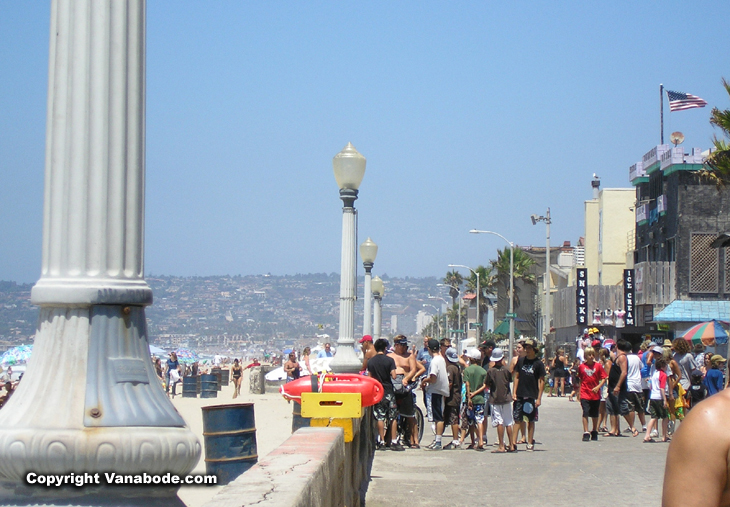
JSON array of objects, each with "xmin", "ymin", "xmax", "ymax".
[
  {"xmin": 626, "ymin": 354, "xmax": 642, "ymax": 393},
  {"xmin": 427, "ymin": 354, "xmax": 450, "ymax": 397},
  {"xmin": 577, "ymin": 348, "xmax": 585, "ymax": 363}
]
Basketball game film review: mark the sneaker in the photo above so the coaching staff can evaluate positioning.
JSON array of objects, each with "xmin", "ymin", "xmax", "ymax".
[
  {"xmin": 650, "ymin": 429, "xmax": 659, "ymax": 438},
  {"xmin": 443, "ymin": 441, "xmax": 460, "ymax": 450},
  {"xmin": 390, "ymin": 443, "xmax": 405, "ymax": 451},
  {"xmin": 425, "ymin": 441, "xmax": 437, "ymax": 450},
  {"xmin": 427, "ymin": 442, "xmax": 442, "ymax": 451},
  {"xmin": 623, "ymin": 428, "xmax": 632, "ymax": 433},
  {"xmin": 526, "ymin": 444, "xmax": 534, "ymax": 452},
  {"xmin": 376, "ymin": 442, "xmax": 387, "ymax": 451},
  {"xmin": 590, "ymin": 430, "xmax": 598, "ymax": 441},
  {"xmin": 642, "ymin": 426, "xmax": 647, "ymax": 432},
  {"xmin": 582, "ymin": 432, "xmax": 590, "ymax": 442}
]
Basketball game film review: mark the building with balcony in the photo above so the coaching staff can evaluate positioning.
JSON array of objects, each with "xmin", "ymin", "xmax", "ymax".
[{"xmin": 629, "ymin": 144, "xmax": 730, "ymax": 345}]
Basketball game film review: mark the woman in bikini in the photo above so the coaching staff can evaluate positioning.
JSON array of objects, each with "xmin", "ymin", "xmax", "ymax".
[{"xmin": 231, "ymin": 358, "xmax": 242, "ymax": 399}]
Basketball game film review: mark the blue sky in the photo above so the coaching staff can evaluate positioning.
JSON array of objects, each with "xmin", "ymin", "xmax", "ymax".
[{"xmin": 1, "ymin": 1, "xmax": 728, "ymax": 284}]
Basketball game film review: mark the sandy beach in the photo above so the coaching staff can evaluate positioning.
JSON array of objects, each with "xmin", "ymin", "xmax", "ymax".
[{"xmin": 173, "ymin": 370, "xmax": 292, "ymax": 507}]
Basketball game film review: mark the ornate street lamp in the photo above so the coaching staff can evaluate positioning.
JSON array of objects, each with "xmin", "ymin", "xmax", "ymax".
[
  {"xmin": 449, "ymin": 264, "xmax": 480, "ymax": 342},
  {"xmin": 330, "ymin": 143, "xmax": 366, "ymax": 373},
  {"xmin": 360, "ymin": 237, "xmax": 378, "ymax": 337},
  {"xmin": 371, "ymin": 276, "xmax": 384, "ymax": 340},
  {"xmin": 531, "ymin": 209, "xmax": 552, "ymax": 343}
]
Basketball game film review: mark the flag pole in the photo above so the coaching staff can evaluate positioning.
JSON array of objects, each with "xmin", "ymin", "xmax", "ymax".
[{"xmin": 660, "ymin": 83, "xmax": 664, "ymax": 144}]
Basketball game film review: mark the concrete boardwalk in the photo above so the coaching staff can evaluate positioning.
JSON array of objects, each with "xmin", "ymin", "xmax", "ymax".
[{"xmin": 366, "ymin": 395, "xmax": 668, "ymax": 507}]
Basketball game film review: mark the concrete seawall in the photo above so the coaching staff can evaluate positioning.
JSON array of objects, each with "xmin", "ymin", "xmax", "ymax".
[{"xmin": 202, "ymin": 409, "xmax": 375, "ymax": 507}]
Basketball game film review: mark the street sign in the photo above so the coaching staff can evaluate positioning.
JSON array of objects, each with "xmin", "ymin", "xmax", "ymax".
[
  {"xmin": 506, "ymin": 313, "xmax": 517, "ymax": 318},
  {"xmin": 449, "ymin": 329, "xmax": 465, "ymax": 333},
  {"xmin": 469, "ymin": 323, "xmax": 483, "ymax": 329}
]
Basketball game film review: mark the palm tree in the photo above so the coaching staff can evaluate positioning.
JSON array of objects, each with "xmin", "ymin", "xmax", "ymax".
[
  {"xmin": 700, "ymin": 78, "xmax": 730, "ymax": 187},
  {"xmin": 442, "ymin": 270, "xmax": 463, "ymax": 306},
  {"xmin": 490, "ymin": 247, "xmax": 536, "ymax": 311},
  {"xmin": 464, "ymin": 265, "xmax": 496, "ymax": 326}
]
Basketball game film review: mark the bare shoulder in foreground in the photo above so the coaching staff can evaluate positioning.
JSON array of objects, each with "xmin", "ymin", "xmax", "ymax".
[{"xmin": 663, "ymin": 389, "xmax": 730, "ymax": 507}]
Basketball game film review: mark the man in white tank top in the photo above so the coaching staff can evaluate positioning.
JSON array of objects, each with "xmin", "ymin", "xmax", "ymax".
[{"xmin": 626, "ymin": 348, "xmax": 647, "ymax": 431}]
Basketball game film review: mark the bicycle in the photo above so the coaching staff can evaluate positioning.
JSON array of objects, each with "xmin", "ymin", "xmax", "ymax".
[{"xmin": 397, "ymin": 402, "xmax": 424, "ymax": 446}]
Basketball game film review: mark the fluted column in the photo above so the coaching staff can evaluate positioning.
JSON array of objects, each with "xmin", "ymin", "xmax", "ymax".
[
  {"xmin": 0, "ymin": 1, "xmax": 199, "ymax": 501},
  {"xmin": 329, "ymin": 189, "xmax": 361, "ymax": 373},
  {"xmin": 363, "ymin": 266, "xmax": 373, "ymax": 336},
  {"xmin": 373, "ymin": 294, "xmax": 382, "ymax": 340}
]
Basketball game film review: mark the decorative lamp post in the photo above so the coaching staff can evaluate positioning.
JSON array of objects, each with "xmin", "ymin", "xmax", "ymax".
[
  {"xmin": 449, "ymin": 264, "xmax": 480, "ymax": 342},
  {"xmin": 437, "ymin": 283, "xmax": 461, "ymax": 346},
  {"xmin": 429, "ymin": 295, "xmax": 449, "ymax": 342},
  {"xmin": 531, "ymin": 209, "xmax": 552, "ymax": 343},
  {"xmin": 0, "ymin": 1, "xmax": 199, "ymax": 501},
  {"xmin": 422, "ymin": 303, "xmax": 440, "ymax": 338},
  {"xmin": 371, "ymin": 276, "xmax": 384, "ymax": 340},
  {"xmin": 360, "ymin": 237, "xmax": 378, "ymax": 337},
  {"xmin": 330, "ymin": 143, "xmax": 366, "ymax": 373},
  {"xmin": 469, "ymin": 230, "xmax": 516, "ymax": 361}
]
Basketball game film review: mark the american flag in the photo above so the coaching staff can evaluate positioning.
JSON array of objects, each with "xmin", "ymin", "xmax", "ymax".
[{"xmin": 666, "ymin": 89, "xmax": 708, "ymax": 112}]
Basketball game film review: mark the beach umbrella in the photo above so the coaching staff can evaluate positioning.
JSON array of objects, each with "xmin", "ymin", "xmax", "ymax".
[
  {"xmin": 149, "ymin": 344, "xmax": 167, "ymax": 355},
  {"xmin": 681, "ymin": 320, "xmax": 729, "ymax": 347},
  {"xmin": 493, "ymin": 320, "xmax": 511, "ymax": 336},
  {"xmin": 0, "ymin": 344, "xmax": 33, "ymax": 366},
  {"xmin": 282, "ymin": 348, "xmax": 293, "ymax": 355},
  {"xmin": 174, "ymin": 348, "xmax": 199, "ymax": 364}
]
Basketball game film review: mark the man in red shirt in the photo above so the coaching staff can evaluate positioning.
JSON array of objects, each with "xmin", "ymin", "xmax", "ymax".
[{"xmin": 578, "ymin": 347, "xmax": 607, "ymax": 441}]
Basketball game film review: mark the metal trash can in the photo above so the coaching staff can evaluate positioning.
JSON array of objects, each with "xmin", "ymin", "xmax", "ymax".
[
  {"xmin": 292, "ymin": 401, "xmax": 310, "ymax": 433},
  {"xmin": 212, "ymin": 368, "xmax": 222, "ymax": 391},
  {"xmin": 200, "ymin": 374, "xmax": 218, "ymax": 398},
  {"xmin": 221, "ymin": 369, "xmax": 230, "ymax": 386},
  {"xmin": 202, "ymin": 403, "xmax": 258, "ymax": 485},
  {"xmin": 182, "ymin": 376, "xmax": 197, "ymax": 398}
]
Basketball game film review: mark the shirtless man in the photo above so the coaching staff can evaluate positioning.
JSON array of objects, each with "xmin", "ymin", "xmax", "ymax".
[
  {"xmin": 663, "ymin": 387, "xmax": 730, "ymax": 506},
  {"xmin": 389, "ymin": 335, "xmax": 426, "ymax": 447},
  {"xmin": 360, "ymin": 335, "xmax": 375, "ymax": 371}
]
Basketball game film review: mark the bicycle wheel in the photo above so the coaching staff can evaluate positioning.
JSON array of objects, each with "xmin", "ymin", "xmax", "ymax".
[{"xmin": 414, "ymin": 406, "xmax": 424, "ymax": 443}]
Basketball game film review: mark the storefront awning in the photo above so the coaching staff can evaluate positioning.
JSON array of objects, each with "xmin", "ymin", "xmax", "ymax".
[{"xmin": 653, "ymin": 300, "xmax": 730, "ymax": 322}]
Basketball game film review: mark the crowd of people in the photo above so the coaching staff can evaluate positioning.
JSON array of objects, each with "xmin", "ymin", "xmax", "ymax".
[
  {"xmin": 357, "ymin": 328, "xmax": 726, "ymax": 453},
  {"xmin": 552, "ymin": 329, "xmax": 724, "ymax": 444},
  {"xmin": 363, "ymin": 334, "xmax": 545, "ymax": 452}
]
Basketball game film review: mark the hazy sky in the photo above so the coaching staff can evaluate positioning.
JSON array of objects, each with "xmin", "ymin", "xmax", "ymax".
[{"xmin": 1, "ymin": 2, "xmax": 728, "ymax": 284}]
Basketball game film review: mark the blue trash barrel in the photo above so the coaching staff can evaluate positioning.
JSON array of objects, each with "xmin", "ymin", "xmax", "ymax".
[
  {"xmin": 182, "ymin": 376, "xmax": 197, "ymax": 398},
  {"xmin": 200, "ymin": 374, "xmax": 218, "ymax": 398},
  {"xmin": 202, "ymin": 403, "xmax": 258, "ymax": 485},
  {"xmin": 221, "ymin": 369, "xmax": 230, "ymax": 386},
  {"xmin": 212, "ymin": 368, "xmax": 223, "ymax": 391},
  {"xmin": 292, "ymin": 401, "xmax": 310, "ymax": 433}
]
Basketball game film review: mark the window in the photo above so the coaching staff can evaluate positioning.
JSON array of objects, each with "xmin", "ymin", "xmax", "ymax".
[{"xmin": 667, "ymin": 238, "xmax": 676, "ymax": 262}]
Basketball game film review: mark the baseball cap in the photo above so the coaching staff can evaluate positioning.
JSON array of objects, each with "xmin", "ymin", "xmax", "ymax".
[
  {"xmin": 467, "ymin": 348, "xmax": 482, "ymax": 361},
  {"xmin": 490, "ymin": 348, "xmax": 504, "ymax": 362},
  {"xmin": 394, "ymin": 336, "xmax": 408, "ymax": 346},
  {"xmin": 358, "ymin": 335, "xmax": 373, "ymax": 344},
  {"xmin": 523, "ymin": 338, "xmax": 538, "ymax": 350},
  {"xmin": 427, "ymin": 338, "xmax": 440, "ymax": 351},
  {"xmin": 711, "ymin": 355, "xmax": 726, "ymax": 364},
  {"xmin": 650, "ymin": 345, "xmax": 664, "ymax": 354},
  {"xmin": 445, "ymin": 347, "xmax": 459, "ymax": 363},
  {"xmin": 591, "ymin": 340, "xmax": 602, "ymax": 348}
]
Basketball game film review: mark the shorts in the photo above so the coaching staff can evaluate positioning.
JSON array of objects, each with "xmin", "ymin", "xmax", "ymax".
[
  {"xmin": 374, "ymin": 392, "xmax": 398, "ymax": 422},
  {"xmin": 580, "ymin": 398, "xmax": 600, "ymax": 418},
  {"xmin": 430, "ymin": 393, "xmax": 445, "ymax": 423},
  {"xmin": 443, "ymin": 403, "xmax": 460, "ymax": 426},
  {"xmin": 395, "ymin": 392, "xmax": 415, "ymax": 418},
  {"xmin": 606, "ymin": 391, "xmax": 630, "ymax": 416},
  {"xmin": 513, "ymin": 398, "xmax": 538, "ymax": 423},
  {"xmin": 467, "ymin": 403, "xmax": 485, "ymax": 425},
  {"xmin": 459, "ymin": 401, "xmax": 469, "ymax": 431},
  {"xmin": 491, "ymin": 402, "xmax": 514, "ymax": 427},
  {"xmin": 600, "ymin": 385, "xmax": 608, "ymax": 401},
  {"xmin": 626, "ymin": 391, "xmax": 645, "ymax": 413},
  {"xmin": 649, "ymin": 399, "xmax": 668, "ymax": 420}
]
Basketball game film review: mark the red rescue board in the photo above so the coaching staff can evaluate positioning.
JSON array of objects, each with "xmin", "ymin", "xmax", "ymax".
[{"xmin": 280, "ymin": 374, "xmax": 384, "ymax": 407}]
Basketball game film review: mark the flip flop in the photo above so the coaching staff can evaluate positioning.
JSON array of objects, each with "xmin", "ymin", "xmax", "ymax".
[
  {"xmin": 643, "ymin": 438, "xmax": 656, "ymax": 443},
  {"xmin": 515, "ymin": 439, "xmax": 527, "ymax": 445},
  {"xmin": 466, "ymin": 443, "xmax": 476, "ymax": 450},
  {"xmin": 662, "ymin": 437, "xmax": 671, "ymax": 442},
  {"xmin": 476, "ymin": 446, "xmax": 486, "ymax": 451},
  {"xmin": 491, "ymin": 449, "xmax": 507, "ymax": 453},
  {"xmin": 631, "ymin": 428, "xmax": 639, "ymax": 437}
]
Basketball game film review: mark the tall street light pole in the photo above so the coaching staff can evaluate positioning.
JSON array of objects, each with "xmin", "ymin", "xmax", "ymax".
[
  {"xmin": 422, "ymin": 303, "xmax": 440, "ymax": 339},
  {"xmin": 448, "ymin": 264, "xmax": 480, "ymax": 342},
  {"xmin": 360, "ymin": 237, "xmax": 378, "ymax": 337},
  {"xmin": 429, "ymin": 295, "xmax": 449, "ymax": 343},
  {"xmin": 437, "ymin": 283, "xmax": 461, "ymax": 346},
  {"xmin": 330, "ymin": 143, "xmax": 366, "ymax": 374},
  {"xmin": 371, "ymin": 276, "xmax": 384, "ymax": 340},
  {"xmin": 468, "ymin": 231, "xmax": 515, "ymax": 361},
  {"xmin": 531, "ymin": 209, "xmax": 552, "ymax": 344}
]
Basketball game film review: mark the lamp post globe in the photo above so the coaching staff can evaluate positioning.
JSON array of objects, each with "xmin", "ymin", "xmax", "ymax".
[
  {"xmin": 360, "ymin": 237, "xmax": 378, "ymax": 337},
  {"xmin": 330, "ymin": 143, "xmax": 367, "ymax": 374}
]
